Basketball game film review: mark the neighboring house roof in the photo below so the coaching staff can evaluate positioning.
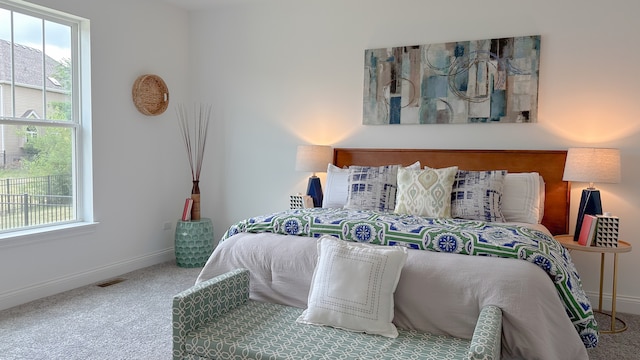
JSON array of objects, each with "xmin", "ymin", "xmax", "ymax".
[{"xmin": 0, "ymin": 38, "xmax": 65, "ymax": 91}]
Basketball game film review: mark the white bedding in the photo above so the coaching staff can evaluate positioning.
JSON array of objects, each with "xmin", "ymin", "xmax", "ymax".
[{"xmin": 197, "ymin": 230, "xmax": 589, "ymax": 360}]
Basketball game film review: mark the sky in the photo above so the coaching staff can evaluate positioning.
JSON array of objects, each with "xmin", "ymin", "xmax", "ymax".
[{"xmin": 0, "ymin": 7, "xmax": 71, "ymax": 62}]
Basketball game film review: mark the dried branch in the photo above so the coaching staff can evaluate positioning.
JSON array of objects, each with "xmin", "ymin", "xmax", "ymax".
[{"xmin": 177, "ymin": 103, "xmax": 211, "ymax": 182}]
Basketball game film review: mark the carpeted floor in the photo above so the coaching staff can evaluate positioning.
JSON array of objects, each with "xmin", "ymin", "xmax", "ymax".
[
  {"xmin": 0, "ymin": 262, "xmax": 201, "ymax": 360},
  {"xmin": 587, "ymin": 311, "xmax": 640, "ymax": 359},
  {"xmin": 0, "ymin": 261, "xmax": 637, "ymax": 359}
]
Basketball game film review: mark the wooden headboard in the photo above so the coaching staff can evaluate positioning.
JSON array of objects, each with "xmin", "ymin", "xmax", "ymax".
[{"xmin": 333, "ymin": 148, "xmax": 569, "ymax": 235}]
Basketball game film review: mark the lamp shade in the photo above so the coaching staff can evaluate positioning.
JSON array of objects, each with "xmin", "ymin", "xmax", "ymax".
[
  {"xmin": 562, "ymin": 148, "xmax": 621, "ymax": 186},
  {"xmin": 295, "ymin": 145, "xmax": 333, "ymax": 173}
]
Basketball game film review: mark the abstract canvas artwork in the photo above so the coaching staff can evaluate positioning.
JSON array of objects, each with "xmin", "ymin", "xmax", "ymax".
[{"xmin": 363, "ymin": 36, "xmax": 541, "ymax": 125}]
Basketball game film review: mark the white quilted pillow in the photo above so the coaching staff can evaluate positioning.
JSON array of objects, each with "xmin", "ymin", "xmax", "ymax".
[
  {"xmin": 322, "ymin": 164, "xmax": 349, "ymax": 208},
  {"xmin": 297, "ymin": 236, "xmax": 408, "ymax": 338},
  {"xmin": 502, "ymin": 172, "xmax": 542, "ymax": 224}
]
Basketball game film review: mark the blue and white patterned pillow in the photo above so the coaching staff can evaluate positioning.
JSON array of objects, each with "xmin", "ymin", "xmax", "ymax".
[
  {"xmin": 451, "ymin": 170, "xmax": 507, "ymax": 222},
  {"xmin": 344, "ymin": 162, "xmax": 420, "ymax": 212}
]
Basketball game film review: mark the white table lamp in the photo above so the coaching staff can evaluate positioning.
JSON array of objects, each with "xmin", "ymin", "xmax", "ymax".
[{"xmin": 563, "ymin": 147, "xmax": 621, "ymax": 241}]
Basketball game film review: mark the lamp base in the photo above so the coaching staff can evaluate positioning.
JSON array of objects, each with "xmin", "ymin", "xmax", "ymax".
[
  {"xmin": 306, "ymin": 176, "xmax": 323, "ymax": 208},
  {"xmin": 573, "ymin": 189, "xmax": 603, "ymax": 241}
]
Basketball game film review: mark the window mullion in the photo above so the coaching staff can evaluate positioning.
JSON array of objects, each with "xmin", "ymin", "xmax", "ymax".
[
  {"xmin": 72, "ymin": 22, "xmax": 80, "ymax": 125},
  {"xmin": 9, "ymin": 9, "xmax": 15, "ymax": 118},
  {"xmin": 40, "ymin": 17, "xmax": 47, "ymax": 120}
]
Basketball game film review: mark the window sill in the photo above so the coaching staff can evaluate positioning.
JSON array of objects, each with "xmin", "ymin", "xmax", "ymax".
[{"xmin": 0, "ymin": 221, "xmax": 99, "ymax": 249}]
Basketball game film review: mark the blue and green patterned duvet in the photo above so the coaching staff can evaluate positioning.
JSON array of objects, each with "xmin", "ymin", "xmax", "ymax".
[{"xmin": 222, "ymin": 207, "xmax": 598, "ymax": 348}]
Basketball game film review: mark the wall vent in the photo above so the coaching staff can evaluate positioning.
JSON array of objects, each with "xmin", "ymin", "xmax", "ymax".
[{"xmin": 96, "ymin": 278, "xmax": 126, "ymax": 288}]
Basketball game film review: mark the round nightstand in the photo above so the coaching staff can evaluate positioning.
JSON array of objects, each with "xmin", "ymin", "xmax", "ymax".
[
  {"xmin": 175, "ymin": 218, "xmax": 214, "ymax": 268},
  {"xmin": 554, "ymin": 234, "xmax": 632, "ymax": 333}
]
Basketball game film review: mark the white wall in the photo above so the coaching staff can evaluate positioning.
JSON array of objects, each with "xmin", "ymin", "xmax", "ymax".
[
  {"xmin": 189, "ymin": 0, "xmax": 640, "ymax": 314},
  {"xmin": 3, "ymin": 0, "xmax": 639, "ymax": 316},
  {"xmin": 0, "ymin": 0, "xmax": 191, "ymax": 310}
]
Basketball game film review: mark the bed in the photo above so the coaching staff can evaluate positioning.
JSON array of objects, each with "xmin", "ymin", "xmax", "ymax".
[{"xmin": 196, "ymin": 149, "xmax": 596, "ymax": 360}]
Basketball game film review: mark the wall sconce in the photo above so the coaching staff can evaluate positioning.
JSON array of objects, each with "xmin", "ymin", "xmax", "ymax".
[
  {"xmin": 562, "ymin": 147, "xmax": 621, "ymax": 241},
  {"xmin": 295, "ymin": 145, "xmax": 333, "ymax": 207}
]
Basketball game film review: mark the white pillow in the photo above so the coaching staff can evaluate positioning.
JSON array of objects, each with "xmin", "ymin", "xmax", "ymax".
[
  {"xmin": 502, "ymin": 172, "xmax": 541, "ymax": 224},
  {"xmin": 322, "ymin": 164, "xmax": 349, "ymax": 208},
  {"xmin": 538, "ymin": 175, "xmax": 545, "ymax": 222},
  {"xmin": 394, "ymin": 166, "xmax": 458, "ymax": 218},
  {"xmin": 296, "ymin": 236, "xmax": 408, "ymax": 338},
  {"xmin": 344, "ymin": 162, "xmax": 420, "ymax": 212}
]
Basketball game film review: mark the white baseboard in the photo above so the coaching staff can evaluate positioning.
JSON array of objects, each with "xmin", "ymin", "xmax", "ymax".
[
  {"xmin": 0, "ymin": 248, "xmax": 175, "ymax": 311},
  {"xmin": 586, "ymin": 291, "xmax": 640, "ymax": 315}
]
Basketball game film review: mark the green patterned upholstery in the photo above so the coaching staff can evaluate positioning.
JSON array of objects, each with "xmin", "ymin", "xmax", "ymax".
[
  {"xmin": 172, "ymin": 269, "xmax": 502, "ymax": 360},
  {"xmin": 468, "ymin": 306, "xmax": 502, "ymax": 360},
  {"xmin": 172, "ymin": 268, "xmax": 249, "ymax": 360}
]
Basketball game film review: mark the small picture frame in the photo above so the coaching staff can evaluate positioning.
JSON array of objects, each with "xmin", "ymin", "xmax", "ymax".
[
  {"xmin": 290, "ymin": 195, "xmax": 314, "ymax": 209},
  {"xmin": 594, "ymin": 215, "xmax": 619, "ymax": 247}
]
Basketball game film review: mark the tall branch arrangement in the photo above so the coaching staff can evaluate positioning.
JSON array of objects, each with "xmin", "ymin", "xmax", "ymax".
[{"xmin": 177, "ymin": 103, "xmax": 212, "ymax": 183}]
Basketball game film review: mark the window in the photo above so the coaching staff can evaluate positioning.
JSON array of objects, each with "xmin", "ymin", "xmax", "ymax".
[{"xmin": 0, "ymin": 0, "xmax": 91, "ymax": 234}]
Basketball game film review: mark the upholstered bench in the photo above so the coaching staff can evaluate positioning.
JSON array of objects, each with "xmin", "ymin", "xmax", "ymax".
[{"xmin": 172, "ymin": 269, "xmax": 502, "ymax": 360}]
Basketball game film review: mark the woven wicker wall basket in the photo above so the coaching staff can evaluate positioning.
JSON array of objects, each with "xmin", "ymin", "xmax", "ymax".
[{"xmin": 132, "ymin": 74, "xmax": 169, "ymax": 116}]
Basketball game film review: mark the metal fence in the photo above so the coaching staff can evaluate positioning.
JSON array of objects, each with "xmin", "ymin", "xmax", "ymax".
[{"xmin": 0, "ymin": 175, "xmax": 73, "ymax": 231}]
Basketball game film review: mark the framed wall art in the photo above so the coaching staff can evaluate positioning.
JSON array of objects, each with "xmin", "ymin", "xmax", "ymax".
[{"xmin": 363, "ymin": 35, "xmax": 541, "ymax": 125}]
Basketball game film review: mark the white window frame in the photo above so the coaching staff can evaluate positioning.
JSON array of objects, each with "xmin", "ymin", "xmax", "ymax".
[{"xmin": 0, "ymin": 0, "xmax": 94, "ymax": 241}]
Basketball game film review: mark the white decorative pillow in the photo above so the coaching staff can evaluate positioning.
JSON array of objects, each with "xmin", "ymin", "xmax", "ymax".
[
  {"xmin": 538, "ymin": 175, "xmax": 546, "ymax": 222},
  {"xmin": 394, "ymin": 166, "xmax": 458, "ymax": 218},
  {"xmin": 451, "ymin": 170, "xmax": 507, "ymax": 222},
  {"xmin": 344, "ymin": 162, "xmax": 420, "ymax": 212},
  {"xmin": 322, "ymin": 164, "xmax": 349, "ymax": 208},
  {"xmin": 502, "ymin": 172, "xmax": 541, "ymax": 224},
  {"xmin": 296, "ymin": 236, "xmax": 408, "ymax": 338}
]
